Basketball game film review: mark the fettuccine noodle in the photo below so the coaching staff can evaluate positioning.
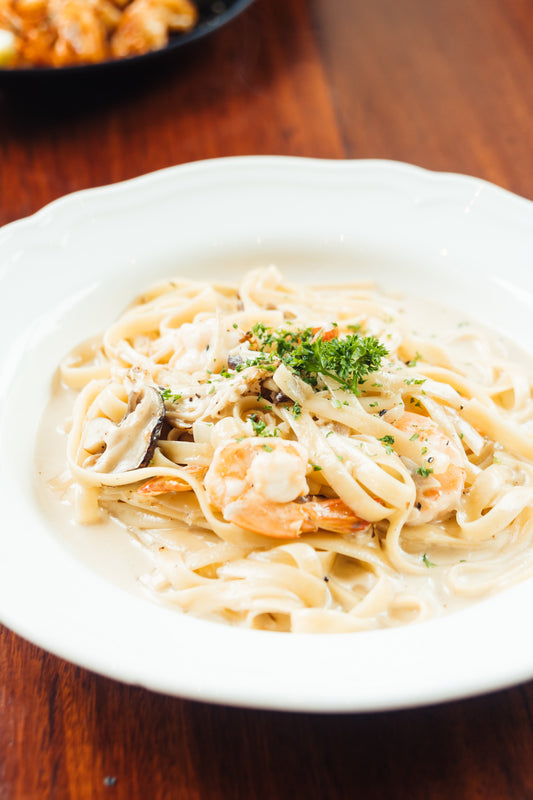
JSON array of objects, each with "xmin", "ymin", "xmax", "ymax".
[{"xmin": 46, "ymin": 266, "xmax": 533, "ymax": 632}]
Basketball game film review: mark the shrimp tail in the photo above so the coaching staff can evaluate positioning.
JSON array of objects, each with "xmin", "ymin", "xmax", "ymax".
[
  {"xmin": 137, "ymin": 467, "xmax": 202, "ymax": 496},
  {"xmin": 301, "ymin": 498, "xmax": 370, "ymax": 535}
]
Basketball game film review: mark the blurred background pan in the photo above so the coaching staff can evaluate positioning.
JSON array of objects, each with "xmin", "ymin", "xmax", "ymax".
[{"xmin": 0, "ymin": 0, "xmax": 256, "ymax": 89}]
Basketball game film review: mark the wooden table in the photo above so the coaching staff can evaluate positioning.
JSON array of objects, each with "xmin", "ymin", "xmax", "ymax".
[{"xmin": 1, "ymin": 0, "xmax": 533, "ymax": 797}]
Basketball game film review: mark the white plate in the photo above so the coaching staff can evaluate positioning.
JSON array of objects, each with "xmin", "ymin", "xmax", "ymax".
[{"xmin": 1, "ymin": 157, "xmax": 532, "ymax": 713}]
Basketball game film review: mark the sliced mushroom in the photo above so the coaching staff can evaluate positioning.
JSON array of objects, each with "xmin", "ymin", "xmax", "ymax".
[
  {"xmin": 260, "ymin": 385, "xmax": 291, "ymax": 405},
  {"xmin": 82, "ymin": 386, "xmax": 165, "ymax": 473},
  {"xmin": 227, "ymin": 353, "xmax": 245, "ymax": 370}
]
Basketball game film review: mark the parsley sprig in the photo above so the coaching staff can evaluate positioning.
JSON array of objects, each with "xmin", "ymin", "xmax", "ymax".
[{"xmin": 251, "ymin": 324, "xmax": 388, "ymax": 395}]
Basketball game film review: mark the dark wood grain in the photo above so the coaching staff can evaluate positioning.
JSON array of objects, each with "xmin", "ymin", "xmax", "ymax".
[
  {"xmin": 5, "ymin": 637, "xmax": 533, "ymax": 800},
  {"xmin": 1, "ymin": 0, "xmax": 533, "ymax": 797}
]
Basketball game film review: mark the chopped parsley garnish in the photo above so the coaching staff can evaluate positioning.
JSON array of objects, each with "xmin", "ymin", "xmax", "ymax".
[
  {"xmin": 409, "ymin": 432, "xmax": 419, "ymax": 441},
  {"xmin": 292, "ymin": 401, "xmax": 302, "ymax": 418},
  {"xmin": 310, "ymin": 463, "xmax": 322, "ymax": 471},
  {"xmin": 251, "ymin": 322, "xmax": 277, "ymax": 347},
  {"xmin": 406, "ymin": 352, "xmax": 422, "ymax": 367},
  {"xmin": 378, "ymin": 435, "xmax": 395, "ymax": 454},
  {"xmin": 249, "ymin": 413, "xmax": 279, "ymax": 438},
  {"xmin": 416, "ymin": 465, "xmax": 434, "ymax": 478},
  {"xmin": 422, "ymin": 554, "xmax": 437, "ymax": 568},
  {"xmin": 262, "ymin": 444, "xmax": 274, "ymax": 452},
  {"xmin": 160, "ymin": 388, "xmax": 182, "ymax": 403},
  {"xmin": 251, "ymin": 324, "xmax": 388, "ymax": 395}
]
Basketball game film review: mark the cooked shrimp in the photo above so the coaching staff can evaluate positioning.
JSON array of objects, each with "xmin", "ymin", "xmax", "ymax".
[
  {"xmin": 110, "ymin": 0, "xmax": 196, "ymax": 58},
  {"xmin": 0, "ymin": 0, "xmax": 198, "ymax": 67},
  {"xmin": 48, "ymin": 0, "xmax": 109, "ymax": 65},
  {"xmin": 0, "ymin": 0, "xmax": 110, "ymax": 66},
  {"xmin": 301, "ymin": 497, "xmax": 371, "ymax": 535},
  {"xmin": 137, "ymin": 466, "xmax": 203, "ymax": 495},
  {"xmin": 204, "ymin": 437, "xmax": 369, "ymax": 539},
  {"xmin": 393, "ymin": 411, "xmax": 466, "ymax": 524}
]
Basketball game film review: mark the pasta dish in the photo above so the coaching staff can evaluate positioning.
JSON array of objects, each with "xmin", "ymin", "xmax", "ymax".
[{"xmin": 48, "ymin": 266, "xmax": 533, "ymax": 632}]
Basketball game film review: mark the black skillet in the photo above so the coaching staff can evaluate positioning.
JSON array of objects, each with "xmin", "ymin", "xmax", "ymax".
[{"xmin": 0, "ymin": 0, "xmax": 256, "ymax": 89}]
